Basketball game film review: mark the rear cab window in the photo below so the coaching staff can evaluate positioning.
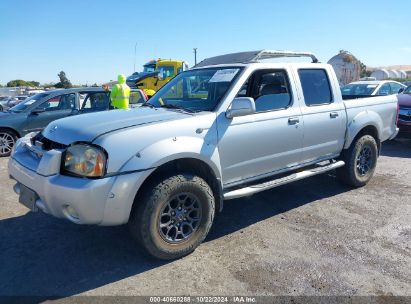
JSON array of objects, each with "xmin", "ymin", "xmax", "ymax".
[{"xmin": 298, "ymin": 69, "xmax": 333, "ymax": 106}]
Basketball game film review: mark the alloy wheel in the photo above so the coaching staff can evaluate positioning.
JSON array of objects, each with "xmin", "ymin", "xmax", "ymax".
[
  {"xmin": 356, "ymin": 145, "xmax": 373, "ymax": 176},
  {"xmin": 0, "ymin": 132, "xmax": 15, "ymax": 156},
  {"xmin": 158, "ymin": 193, "xmax": 202, "ymax": 244}
]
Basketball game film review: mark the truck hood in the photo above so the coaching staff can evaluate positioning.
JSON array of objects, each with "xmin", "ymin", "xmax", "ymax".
[
  {"xmin": 398, "ymin": 94, "xmax": 411, "ymax": 107},
  {"xmin": 42, "ymin": 108, "xmax": 189, "ymax": 145}
]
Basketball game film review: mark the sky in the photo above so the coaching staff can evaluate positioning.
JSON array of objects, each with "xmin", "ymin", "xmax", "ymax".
[{"xmin": 0, "ymin": 0, "xmax": 410, "ymax": 85}]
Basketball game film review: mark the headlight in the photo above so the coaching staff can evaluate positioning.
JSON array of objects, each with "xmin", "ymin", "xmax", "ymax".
[{"xmin": 63, "ymin": 144, "xmax": 107, "ymax": 178}]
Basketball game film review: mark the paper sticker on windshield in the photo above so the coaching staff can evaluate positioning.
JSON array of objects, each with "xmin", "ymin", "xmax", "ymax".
[
  {"xmin": 209, "ymin": 69, "xmax": 239, "ymax": 82},
  {"xmin": 367, "ymin": 85, "xmax": 378, "ymax": 88}
]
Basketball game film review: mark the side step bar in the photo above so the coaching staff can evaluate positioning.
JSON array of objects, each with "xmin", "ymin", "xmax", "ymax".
[{"xmin": 223, "ymin": 160, "xmax": 345, "ymax": 200}]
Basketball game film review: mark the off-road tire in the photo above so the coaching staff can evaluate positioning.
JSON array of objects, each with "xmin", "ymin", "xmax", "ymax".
[
  {"xmin": 337, "ymin": 135, "xmax": 378, "ymax": 187},
  {"xmin": 0, "ymin": 128, "xmax": 17, "ymax": 157},
  {"xmin": 128, "ymin": 174, "xmax": 215, "ymax": 260}
]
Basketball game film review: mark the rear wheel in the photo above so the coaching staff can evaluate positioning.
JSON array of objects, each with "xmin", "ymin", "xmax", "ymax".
[
  {"xmin": 337, "ymin": 135, "xmax": 378, "ymax": 187},
  {"xmin": 128, "ymin": 174, "xmax": 215, "ymax": 260},
  {"xmin": 0, "ymin": 129, "xmax": 17, "ymax": 157}
]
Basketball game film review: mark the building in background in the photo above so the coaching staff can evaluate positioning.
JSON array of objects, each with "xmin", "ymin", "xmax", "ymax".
[{"xmin": 370, "ymin": 69, "xmax": 408, "ymax": 80}]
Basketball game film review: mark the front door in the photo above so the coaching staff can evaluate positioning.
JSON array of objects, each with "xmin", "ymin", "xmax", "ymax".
[
  {"xmin": 217, "ymin": 69, "xmax": 304, "ymax": 186},
  {"xmin": 24, "ymin": 93, "xmax": 77, "ymax": 132}
]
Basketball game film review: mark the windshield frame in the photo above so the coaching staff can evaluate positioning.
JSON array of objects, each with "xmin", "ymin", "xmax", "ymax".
[
  {"xmin": 404, "ymin": 85, "xmax": 411, "ymax": 94},
  {"xmin": 148, "ymin": 66, "xmax": 244, "ymax": 112}
]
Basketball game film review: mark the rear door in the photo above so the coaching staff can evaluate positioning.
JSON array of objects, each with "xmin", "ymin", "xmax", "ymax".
[
  {"xmin": 297, "ymin": 68, "xmax": 346, "ymax": 163},
  {"xmin": 24, "ymin": 93, "xmax": 77, "ymax": 132}
]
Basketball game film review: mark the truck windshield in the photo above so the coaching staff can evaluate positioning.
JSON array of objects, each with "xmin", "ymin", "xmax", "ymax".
[
  {"xmin": 143, "ymin": 64, "xmax": 156, "ymax": 73},
  {"xmin": 148, "ymin": 67, "xmax": 242, "ymax": 112},
  {"xmin": 341, "ymin": 84, "xmax": 377, "ymax": 96},
  {"xmin": 9, "ymin": 92, "xmax": 49, "ymax": 112}
]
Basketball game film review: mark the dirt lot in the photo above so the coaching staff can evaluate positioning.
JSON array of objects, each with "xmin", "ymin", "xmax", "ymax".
[{"xmin": 0, "ymin": 140, "xmax": 410, "ymax": 298}]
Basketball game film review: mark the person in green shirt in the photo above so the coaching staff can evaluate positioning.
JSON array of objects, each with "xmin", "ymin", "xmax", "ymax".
[{"xmin": 110, "ymin": 74, "xmax": 130, "ymax": 109}]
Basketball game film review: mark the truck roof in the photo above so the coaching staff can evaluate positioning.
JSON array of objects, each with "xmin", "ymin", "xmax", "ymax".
[{"xmin": 194, "ymin": 50, "xmax": 319, "ymax": 68}]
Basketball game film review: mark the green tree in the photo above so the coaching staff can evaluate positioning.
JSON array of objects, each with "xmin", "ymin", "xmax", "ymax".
[
  {"xmin": 359, "ymin": 61, "xmax": 371, "ymax": 78},
  {"xmin": 55, "ymin": 71, "xmax": 72, "ymax": 88},
  {"xmin": 6, "ymin": 79, "xmax": 41, "ymax": 87},
  {"xmin": 7, "ymin": 79, "xmax": 27, "ymax": 87},
  {"xmin": 27, "ymin": 81, "xmax": 40, "ymax": 87}
]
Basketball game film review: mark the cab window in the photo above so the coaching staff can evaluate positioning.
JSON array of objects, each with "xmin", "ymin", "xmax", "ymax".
[
  {"xmin": 235, "ymin": 69, "xmax": 292, "ymax": 112},
  {"xmin": 37, "ymin": 93, "xmax": 76, "ymax": 111},
  {"xmin": 158, "ymin": 66, "xmax": 175, "ymax": 78},
  {"xmin": 377, "ymin": 83, "xmax": 391, "ymax": 96},
  {"xmin": 81, "ymin": 92, "xmax": 109, "ymax": 110},
  {"xmin": 298, "ymin": 69, "xmax": 332, "ymax": 106},
  {"xmin": 389, "ymin": 82, "xmax": 402, "ymax": 94}
]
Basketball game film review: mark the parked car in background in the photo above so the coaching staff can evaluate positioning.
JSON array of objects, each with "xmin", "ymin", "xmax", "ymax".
[
  {"xmin": 0, "ymin": 88, "xmax": 149, "ymax": 156},
  {"xmin": 8, "ymin": 50, "xmax": 399, "ymax": 260},
  {"xmin": 397, "ymin": 85, "xmax": 411, "ymax": 138},
  {"xmin": 341, "ymin": 80, "xmax": 406, "ymax": 99},
  {"xmin": 15, "ymin": 96, "xmax": 28, "ymax": 102},
  {"xmin": 0, "ymin": 88, "xmax": 111, "ymax": 157},
  {"xmin": 0, "ymin": 95, "xmax": 29, "ymax": 112},
  {"xmin": 129, "ymin": 89, "xmax": 148, "ymax": 107},
  {"xmin": 0, "ymin": 96, "xmax": 14, "ymax": 112}
]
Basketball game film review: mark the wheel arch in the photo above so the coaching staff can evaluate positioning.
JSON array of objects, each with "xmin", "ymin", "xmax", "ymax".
[
  {"xmin": 344, "ymin": 124, "xmax": 381, "ymax": 154},
  {"xmin": 344, "ymin": 110, "xmax": 383, "ymax": 151},
  {"xmin": 0, "ymin": 126, "xmax": 21, "ymax": 138},
  {"xmin": 133, "ymin": 157, "xmax": 224, "ymax": 214}
]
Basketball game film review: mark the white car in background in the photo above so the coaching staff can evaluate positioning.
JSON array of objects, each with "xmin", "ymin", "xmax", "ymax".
[{"xmin": 341, "ymin": 80, "xmax": 406, "ymax": 99}]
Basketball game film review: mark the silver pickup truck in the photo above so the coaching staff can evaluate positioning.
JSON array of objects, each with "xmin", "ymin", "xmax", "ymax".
[{"xmin": 8, "ymin": 50, "xmax": 399, "ymax": 260}]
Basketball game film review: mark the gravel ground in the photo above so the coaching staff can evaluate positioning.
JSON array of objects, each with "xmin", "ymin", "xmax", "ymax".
[{"xmin": 0, "ymin": 140, "xmax": 410, "ymax": 299}]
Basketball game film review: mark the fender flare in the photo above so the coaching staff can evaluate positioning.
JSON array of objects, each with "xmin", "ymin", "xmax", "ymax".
[{"xmin": 344, "ymin": 110, "xmax": 382, "ymax": 149}]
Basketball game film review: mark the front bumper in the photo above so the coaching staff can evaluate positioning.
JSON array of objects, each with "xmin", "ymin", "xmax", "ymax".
[{"xmin": 8, "ymin": 137, "xmax": 154, "ymax": 226}]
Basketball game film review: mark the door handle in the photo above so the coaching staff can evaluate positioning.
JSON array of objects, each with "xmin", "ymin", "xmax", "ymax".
[
  {"xmin": 288, "ymin": 117, "xmax": 300, "ymax": 125},
  {"xmin": 330, "ymin": 112, "xmax": 339, "ymax": 118}
]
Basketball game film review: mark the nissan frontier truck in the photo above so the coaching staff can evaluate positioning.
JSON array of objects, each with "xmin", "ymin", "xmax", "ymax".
[{"xmin": 8, "ymin": 50, "xmax": 399, "ymax": 260}]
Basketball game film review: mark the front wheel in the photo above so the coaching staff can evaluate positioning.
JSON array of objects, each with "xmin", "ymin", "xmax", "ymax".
[
  {"xmin": 128, "ymin": 174, "xmax": 215, "ymax": 260},
  {"xmin": 0, "ymin": 129, "xmax": 17, "ymax": 157},
  {"xmin": 337, "ymin": 135, "xmax": 378, "ymax": 187}
]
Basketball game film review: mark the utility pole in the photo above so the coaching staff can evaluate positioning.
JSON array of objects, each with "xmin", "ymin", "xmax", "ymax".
[
  {"xmin": 193, "ymin": 48, "xmax": 198, "ymax": 66},
  {"xmin": 133, "ymin": 42, "xmax": 138, "ymax": 73}
]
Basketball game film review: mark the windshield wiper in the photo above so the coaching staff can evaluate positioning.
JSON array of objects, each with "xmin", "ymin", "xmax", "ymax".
[
  {"xmin": 140, "ymin": 103, "xmax": 156, "ymax": 109},
  {"xmin": 160, "ymin": 104, "xmax": 196, "ymax": 113}
]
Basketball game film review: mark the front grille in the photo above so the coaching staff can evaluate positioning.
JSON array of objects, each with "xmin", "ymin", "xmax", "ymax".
[{"xmin": 32, "ymin": 133, "xmax": 67, "ymax": 151}]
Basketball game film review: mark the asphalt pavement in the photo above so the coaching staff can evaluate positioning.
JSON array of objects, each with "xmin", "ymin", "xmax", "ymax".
[{"xmin": 0, "ymin": 140, "xmax": 410, "ymax": 299}]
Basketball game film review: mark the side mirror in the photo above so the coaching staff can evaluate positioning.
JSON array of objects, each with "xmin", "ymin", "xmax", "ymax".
[
  {"xmin": 398, "ymin": 88, "xmax": 405, "ymax": 94},
  {"xmin": 226, "ymin": 97, "xmax": 256, "ymax": 119},
  {"xmin": 31, "ymin": 108, "xmax": 45, "ymax": 114}
]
